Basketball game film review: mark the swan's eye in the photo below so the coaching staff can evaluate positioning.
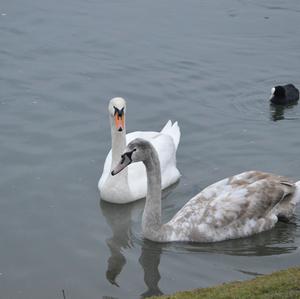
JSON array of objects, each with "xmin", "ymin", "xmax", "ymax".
[
  {"xmin": 113, "ymin": 106, "xmax": 118, "ymax": 116},
  {"xmin": 113, "ymin": 106, "xmax": 124, "ymax": 117}
]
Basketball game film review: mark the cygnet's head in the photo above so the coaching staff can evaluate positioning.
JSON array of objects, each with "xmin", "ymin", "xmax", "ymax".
[
  {"xmin": 111, "ymin": 138, "xmax": 153, "ymax": 175},
  {"xmin": 108, "ymin": 97, "xmax": 126, "ymax": 132}
]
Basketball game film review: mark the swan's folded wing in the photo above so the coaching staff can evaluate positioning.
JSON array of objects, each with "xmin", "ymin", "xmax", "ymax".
[
  {"xmin": 201, "ymin": 171, "xmax": 295, "ymax": 228},
  {"xmin": 126, "ymin": 131, "xmax": 160, "ymax": 143},
  {"xmin": 127, "ymin": 130, "xmax": 179, "ymax": 189}
]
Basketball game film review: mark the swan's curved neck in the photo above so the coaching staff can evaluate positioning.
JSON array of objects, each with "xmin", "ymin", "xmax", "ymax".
[
  {"xmin": 142, "ymin": 148, "xmax": 162, "ymax": 238},
  {"xmin": 110, "ymin": 116, "xmax": 126, "ymax": 163},
  {"xmin": 110, "ymin": 118, "xmax": 128, "ymax": 179}
]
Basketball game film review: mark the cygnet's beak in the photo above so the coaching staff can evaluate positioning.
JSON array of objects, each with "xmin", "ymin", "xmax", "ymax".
[
  {"xmin": 114, "ymin": 107, "xmax": 125, "ymax": 132},
  {"xmin": 111, "ymin": 150, "xmax": 134, "ymax": 176}
]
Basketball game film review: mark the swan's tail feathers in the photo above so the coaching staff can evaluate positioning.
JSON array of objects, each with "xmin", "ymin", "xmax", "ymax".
[
  {"xmin": 161, "ymin": 120, "xmax": 181, "ymax": 150},
  {"xmin": 293, "ymin": 181, "xmax": 300, "ymax": 205},
  {"xmin": 161, "ymin": 120, "xmax": 172, "ymax": 132}
]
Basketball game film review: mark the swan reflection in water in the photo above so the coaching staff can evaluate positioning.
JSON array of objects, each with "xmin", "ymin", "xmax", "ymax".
[
  {"xmin": 100, "ymin": 199, "xmax": 141, "ymax": 287},
  {"xmin": 100, "ymin": 184, "xmax": 299, "ymax": 297},
  {"xmin": 100, "ymin": 199, "xmax": 164, "ymax": 297}
]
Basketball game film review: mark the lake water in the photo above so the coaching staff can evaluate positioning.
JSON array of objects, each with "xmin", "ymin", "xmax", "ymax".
[{"xmin": 1, "ymin": 0, "xmax": 300, "ymax": 298}]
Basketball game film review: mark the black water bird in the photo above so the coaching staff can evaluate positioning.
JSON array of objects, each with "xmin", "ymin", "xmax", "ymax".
[{"xmin": 270, "ymin": 84, "xmax": 299, "ymax": 105}]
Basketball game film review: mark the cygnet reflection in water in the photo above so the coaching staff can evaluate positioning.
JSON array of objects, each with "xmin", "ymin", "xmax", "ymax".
[
  {"xmin": 100, "ymin": 182, "xmax": 179, "ymax": 296},
  {"xmin": 178, "ymin": 218, "xmax": 298, "ymax": 256}
]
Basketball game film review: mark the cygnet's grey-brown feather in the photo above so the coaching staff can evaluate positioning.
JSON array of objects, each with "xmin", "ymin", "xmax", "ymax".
[
  {"xmin": 166, "ymin": 172, "xmax": 296, "ymax": 242},
  {"xmin": 113, "ymin": 139, "xmax": 300, "ymax": 243}
]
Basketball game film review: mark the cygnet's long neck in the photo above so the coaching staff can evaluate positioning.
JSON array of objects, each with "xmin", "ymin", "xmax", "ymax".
[{"xmin": 142, "ymin": 147, "xmax": 162, "ymax": 239}]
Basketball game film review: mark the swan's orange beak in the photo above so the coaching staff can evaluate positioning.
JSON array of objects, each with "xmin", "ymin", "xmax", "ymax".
[{"xmin": 114, "ymin": 107, "xmax": 125, "ymax": 132}]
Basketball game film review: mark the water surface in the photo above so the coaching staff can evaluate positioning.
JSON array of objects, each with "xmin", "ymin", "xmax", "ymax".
[{"xmin": 1, "ymin": 0, "xmax": 300, "ymax": 298}]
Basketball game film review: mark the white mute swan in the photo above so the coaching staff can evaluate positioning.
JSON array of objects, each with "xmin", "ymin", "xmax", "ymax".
[
  {"xmin": 112, "ymin": 138, "xmax": 300, "ymax": 243},
  {"xmin": 98, "ymin": 97, "xmax": 181, "ymax": 204}
]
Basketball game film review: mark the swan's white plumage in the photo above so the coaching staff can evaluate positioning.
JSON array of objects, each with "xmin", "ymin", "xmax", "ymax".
[
  {"xmin": 99, "ymin": 126, "xmax": 180, "ymax": 199},
  {"xmin": 98, "ymin": 100, "xmax": 181, "ymax": 204}
]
